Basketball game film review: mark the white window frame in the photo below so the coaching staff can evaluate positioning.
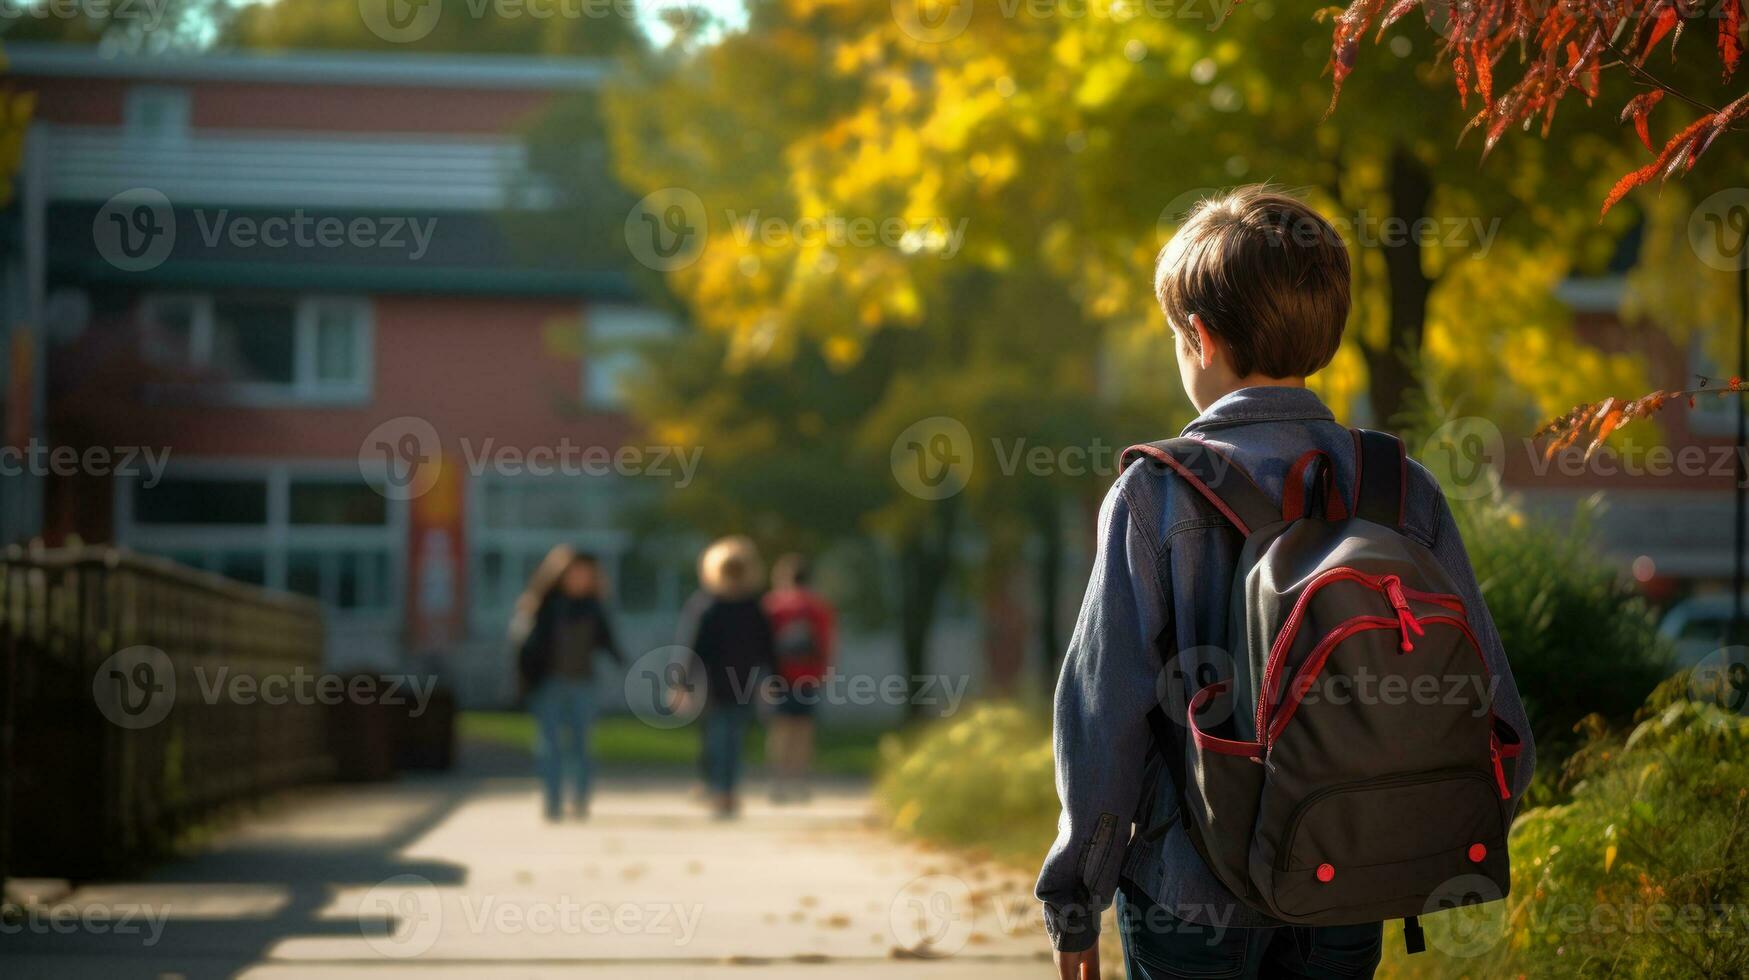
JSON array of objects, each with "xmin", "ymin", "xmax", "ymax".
[
  {"xmin": 124, "ymin": 86, "xmax": 191, "ymax": 143},
  {"xmin": 1688, "ymin": 340, "xmax": 1739, "ymax": 437},
  {"xmin": 115, "ymin": 458, "xmax": 407, "ymax": 625},
  {"xmin": 581, "ymin": 303, "xmax": 676, "ymax": 410},
  {"xmin": 463, "ymin": 471, "xmax": 692, "ymax": 641},
  {"xmin": 139, "ymin": 293, "xmax": 374, "ymax": 406}
]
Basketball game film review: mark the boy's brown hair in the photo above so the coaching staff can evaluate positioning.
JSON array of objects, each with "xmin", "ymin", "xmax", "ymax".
[{"xmin": 1154, "ymin": 186, "xmax": 1350, "ymax": 378}]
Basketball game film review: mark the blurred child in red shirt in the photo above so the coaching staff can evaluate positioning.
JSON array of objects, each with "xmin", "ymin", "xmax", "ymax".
[{"xmin": 762, "ymin": 554, "xmax": 835, "ymax": 803}]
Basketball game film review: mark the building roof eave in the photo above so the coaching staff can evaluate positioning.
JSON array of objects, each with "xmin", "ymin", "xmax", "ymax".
[
  {"xmin": 6, "ymin": 41, "xmax": 610, "ymax": 91},
  {"xmin": 50, "ymin": 258, "xmax": 640, "ymax": 299}
]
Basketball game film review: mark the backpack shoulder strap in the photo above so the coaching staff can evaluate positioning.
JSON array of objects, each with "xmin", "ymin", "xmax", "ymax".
[
  {"xmin": 1351, "ymin": 428, "xmax": 1407, "ymax": 528},
  {"xmin": 1121, "ymin": 437, "xmax": 1276, "ymax": 537}
]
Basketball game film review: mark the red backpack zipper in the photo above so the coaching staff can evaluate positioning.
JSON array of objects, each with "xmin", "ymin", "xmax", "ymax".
[
  {"xmin": 1262, "ymin": 612, "xmax": 1499, "ymax": 782},
  {"xmin": 1256, "ymin": 569, "xmax": 1464, "ymax": 740}
]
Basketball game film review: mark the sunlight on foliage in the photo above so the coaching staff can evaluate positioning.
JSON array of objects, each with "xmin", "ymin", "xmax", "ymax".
[
  {"xmin": 876, "ymin": 702, "xmax": 1059, "ymax": 863},
  {"xmin": 603, "ymin": 0, "xmax": 1648, "ymax": 427}
]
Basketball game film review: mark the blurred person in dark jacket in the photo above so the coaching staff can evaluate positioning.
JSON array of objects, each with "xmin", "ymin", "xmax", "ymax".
[
  {"xmin": 676, "ymin": 535, "xmax": 774, "ymax": 819},
  {"xmin": 513, "ymin": 546, "xmax": 624, "ymax": 821}
]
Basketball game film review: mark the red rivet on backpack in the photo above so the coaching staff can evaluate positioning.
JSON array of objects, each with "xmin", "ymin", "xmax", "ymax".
[
  {"xmin": 1468, "ymin": 843, "xmax": 1487, "ymax": 863},
  {"xmin": 1315, "ymin": 863, "xmax": 1335, "ymax": 882}
]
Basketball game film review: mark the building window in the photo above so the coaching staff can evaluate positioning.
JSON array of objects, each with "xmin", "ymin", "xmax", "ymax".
[
  {"xmin": 1689, "ymin": 342, "xmax": 1738, "ymax": 437},
  {"xmin": 287, "ymin": 548, "xmax": 393, "ymax": 611},
  {"xmin": 466, "ymin": 472, "xmax": 690, "ymax": 641},
  {"xmin": 141, "ymin": 294, "xmax": 372, "ymax": 404},
  {"xmin": 583, "ymin": 304, "xmax": 675, "ymax": 409},
  {"xmin": 124, "ymin": 465, "xmax": 402, "ymax": 619},
  {"xmin": 133, "ymin": 476, "xmax": 268, "ymax": 525},
  {"xmin": 124, "ymin": 86, "xmax": 190, "ymax": 143},
  {"xmin": 289, "ymin": 480, "xmax": 388, "ymax": 526}
]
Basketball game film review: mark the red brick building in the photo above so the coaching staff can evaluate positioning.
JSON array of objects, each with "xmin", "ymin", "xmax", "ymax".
[{"xmin": 2, "ymin": 43, "xmax": 688, "ymax": 698}]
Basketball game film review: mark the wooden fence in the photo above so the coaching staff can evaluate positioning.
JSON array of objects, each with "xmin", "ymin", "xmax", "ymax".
[{"xmin": 0, "ymin": 545, "xmax": 332, "ymax": 887}]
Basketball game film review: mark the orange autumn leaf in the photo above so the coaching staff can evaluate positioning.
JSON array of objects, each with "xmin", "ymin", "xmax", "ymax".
[
  {"xmin": 1602, "ymin": 114, "xmax": 1717, "ymax": 217},
  {"xmin": 1317, "ymin": 0, "xmax": 1747, "ymax": 209},
  {"xmin": 1723, "ymin": 1, "xmax": 1744, "ymax": 81},
  {"xmin": 1621, "ymin": 90, "xmax": 1665, "ymax": 153},
  {"xmin": 1588, "ymin": 402, "xmax": 1623, "ymax": 462},
  {"xmin": 1539, "ymin": 379, "xmax": 1748, "ymax": 460}
]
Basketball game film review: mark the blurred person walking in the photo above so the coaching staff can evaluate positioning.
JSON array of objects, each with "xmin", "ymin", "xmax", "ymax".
[
  {"xmin": 677, "ymin": 535, "xmax": 775, "ymax": 819},
  {"xmin": 513, "ymin": 546, "xmax": 624, "ymax": 822},
  {"xmin": 763, "ymin": 553, "xmax": 835, "ymax": 803}
]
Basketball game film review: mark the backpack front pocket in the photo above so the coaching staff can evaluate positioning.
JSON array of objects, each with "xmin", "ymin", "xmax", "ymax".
[
  {"xmin": 1257, "ymin": 768, "xmax": 1508, "ymax": 922},
  {"xmin": 1182, "ymin": 680, "xmax": 1268, "ymax": 905}
]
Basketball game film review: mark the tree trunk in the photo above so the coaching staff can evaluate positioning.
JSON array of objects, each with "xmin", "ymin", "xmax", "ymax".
[
  {"xmin": 1365, "ymin": 144, "xmax": 1435, "ymax": 427},
  {"xmin": 980, "ymin": 556, "xmax": 1025, "ymax": 698},
  {"xmin": 1035, "ymin": 491, "xmax": 1064, "ymax": 689},
  {"xmin": 898, "ymin": 496, "xmax": 960, "ymax": 719}
]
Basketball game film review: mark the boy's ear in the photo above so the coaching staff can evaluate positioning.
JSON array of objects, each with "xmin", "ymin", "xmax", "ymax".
[{"xmin": 1189, "ymin": 314, "xmax": 1218, "ymax": 371}]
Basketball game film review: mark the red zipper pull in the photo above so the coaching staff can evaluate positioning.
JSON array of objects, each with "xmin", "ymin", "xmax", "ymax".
[
  {"xmin": 1490, "ymin": 739, "xmax": 1511, "ymax": 799},
  {"xmin": 1382, "ymin": 576, "xmax": 1424, "ymax": 652}
]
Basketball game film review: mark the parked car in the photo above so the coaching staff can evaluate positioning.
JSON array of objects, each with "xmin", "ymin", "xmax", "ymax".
[{"xmin": 1658, "ymin": 595, "xmax": 1749, "ymax": 666}]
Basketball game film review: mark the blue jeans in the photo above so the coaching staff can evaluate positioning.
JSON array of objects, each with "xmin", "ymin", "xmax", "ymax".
[
  {"xmin": 701, "ymin": 704, "xmax": 752, "ymax": 794},
  {"xmin": 1116, "ymin": 884, "xmax": 1382, "ymax": 979},
  {"xmin": 530, "ymin": 678, "xmax": 594, "ymax": 818}
]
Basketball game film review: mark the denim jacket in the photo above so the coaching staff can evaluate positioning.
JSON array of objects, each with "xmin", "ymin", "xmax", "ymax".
[{"xmin": 1035, "ymin": 386, "xmax": 1536, "ymax": 951}]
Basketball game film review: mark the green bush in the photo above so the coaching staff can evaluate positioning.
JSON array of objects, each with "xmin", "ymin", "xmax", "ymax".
[
  {"xmin": 1379, "ymin": 694, "xmax": 1749, "ymax": 979},
  {"xmin": 1455, "ymin": 497, "xmax": 1674, "ymax": 764},
  {"xmin": 875, "ymin": 702, "xmax": 1058, "ymax": 864}
]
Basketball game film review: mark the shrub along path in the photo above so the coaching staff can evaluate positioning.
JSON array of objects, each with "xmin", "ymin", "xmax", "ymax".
[{"xmin": 0, "ymin": 740, "xmax": 1050, "ymax": 978}]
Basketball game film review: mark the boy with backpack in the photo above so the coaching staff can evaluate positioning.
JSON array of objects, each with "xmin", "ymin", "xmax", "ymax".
[{"xmin": 1038, "ymin": 186, "xmax": 1535, "ymax": 979}]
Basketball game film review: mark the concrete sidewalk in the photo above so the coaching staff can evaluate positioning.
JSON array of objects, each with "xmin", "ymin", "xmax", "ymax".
[{"xmin": 0, "ymin": 753, "xmax": 1050, "ymax": 979}]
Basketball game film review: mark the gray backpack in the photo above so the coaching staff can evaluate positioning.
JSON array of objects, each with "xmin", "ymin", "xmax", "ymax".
[{"xmin": 1123, "ymin": 429, "xmax": 1524, "ymax": 954}]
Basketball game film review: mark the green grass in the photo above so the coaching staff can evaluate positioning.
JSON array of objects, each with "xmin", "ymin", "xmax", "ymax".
[{"xmin": 460, "ymin": 710, "xmax": 885, "ymax": 777}]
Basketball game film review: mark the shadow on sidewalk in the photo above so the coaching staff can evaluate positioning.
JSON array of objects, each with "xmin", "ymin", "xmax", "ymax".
[{"xmin": 0, "ymin": 740, "xmax": 530, "ymax": 979}]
